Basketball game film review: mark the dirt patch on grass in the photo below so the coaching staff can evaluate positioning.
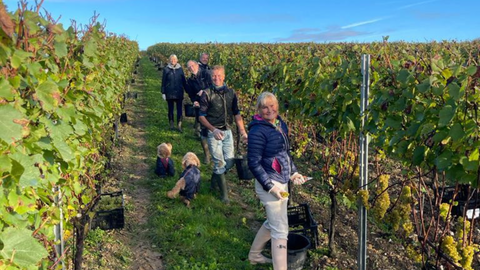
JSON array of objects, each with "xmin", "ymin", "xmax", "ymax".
[
  {"xmin": 113, "ymin": 79, "xmax": 164, "ymax": 270},
  {"xmin": 83, "ymin": 76, "xmax": 164, "ymax": 270}
]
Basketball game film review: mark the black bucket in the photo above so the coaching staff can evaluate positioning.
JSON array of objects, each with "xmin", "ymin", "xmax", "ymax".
[
  {"xmin": 287, "ymin": 233, "xmax": 310, "ymax": 270},
  {"xmin": 234, "ymin": 157, "xmax": 254, "ymax": 180},
  {"xmin": 184, "ymin": 104, "xmax": 195, "ymax": 117}
]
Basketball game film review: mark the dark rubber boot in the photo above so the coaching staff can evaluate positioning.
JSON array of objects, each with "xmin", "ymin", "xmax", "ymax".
[
  {"xmin": 169, "ymin": 120, "xmax": 175, "ymax": 130},
  {"xmin": 210, "ymin": 174, "xmax": 218, "ymax": 191},
  {"xmin": 216, "ymin": 173, "xmax": 230, "ymax": 204}
]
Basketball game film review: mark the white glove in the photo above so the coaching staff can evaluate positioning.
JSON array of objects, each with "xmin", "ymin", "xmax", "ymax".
[
  {"xmin": 268, "ymin": 186, "xmax": 288, "ymax": 201},
  {"xmin": 290, "ymin": 172, "xmax": 305, "ymax": 185},
  {"xmin": 162, "ymin": 94, "xmax": 166, "ymax": 100},
  {"xmin": 240, "ymin": 132, "xmax": 248, "ymax": 144},
  {"xmin": 213, "ymin": 129, "xmax": 224, "ymax": 140}
]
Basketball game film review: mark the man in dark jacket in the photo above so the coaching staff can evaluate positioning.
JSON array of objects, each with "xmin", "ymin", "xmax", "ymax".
[
  {"xmin": 187, "ymin": 60, "xmax": 213, "ymax": 164},
  {"xmin": 198, "ymin": 52, "xmax": 210, "ymax": 73},
  {"xmin": 198, "ymin": 65, "xmax": 248, "ymax": 203},
  {"xmin": 161, "ymin": 54, "xmax": 187, "ymax": 131}
]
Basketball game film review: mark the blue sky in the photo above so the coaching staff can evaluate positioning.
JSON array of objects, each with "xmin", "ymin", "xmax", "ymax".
[{"xmin": 4, "ymin": 0, "xmax": 479, "ymax": 50}]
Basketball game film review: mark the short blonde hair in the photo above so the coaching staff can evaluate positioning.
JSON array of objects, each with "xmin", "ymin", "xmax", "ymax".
[
  {"xmin": 157, "ymin": 143, "xmax": 172, "ymax": 158},
  {"xmin": 169, "ymin": 54, "xmax": 178, "ymax": 61},
  {"xmin": 211, "ymin": 65, "xmax": 225, "ymax": 74},
  {"xmin": 255, "ymin": 92, "xmax": 278, "ymax": 113}
]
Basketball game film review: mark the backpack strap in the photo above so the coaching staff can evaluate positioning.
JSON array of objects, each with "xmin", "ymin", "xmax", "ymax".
[{"xmin": 181, "ymin": 166, "xmax": 195, "ymax": 179}]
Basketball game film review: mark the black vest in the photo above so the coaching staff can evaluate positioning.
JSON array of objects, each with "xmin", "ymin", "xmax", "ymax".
[{"xmin": 204, "ymin": 86, "xmax": 235, "ymax": 130}]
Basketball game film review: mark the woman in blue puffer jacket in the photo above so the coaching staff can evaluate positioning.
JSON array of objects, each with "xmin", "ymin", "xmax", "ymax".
[{"xmin": 247, "ymin": 92, "xmax": 306, "ymax": 270}]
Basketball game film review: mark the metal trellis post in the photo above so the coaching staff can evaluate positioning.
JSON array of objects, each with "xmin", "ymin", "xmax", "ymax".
[
  {"xmin": 53, "ymin": 186, "xmax": 65, "ymax": 270},
  {"xmin": 358, "ymin": 54, "xmax": 370, "ymax": 270}
]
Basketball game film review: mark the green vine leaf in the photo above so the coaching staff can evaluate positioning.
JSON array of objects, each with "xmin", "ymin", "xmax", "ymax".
[
  {"xmin": 36, "ymin": 80, "xmax": 61, "ymax": 112},
  {"xmin": 10, "ymin": 49, "xmax": 33, "ymax": 69},
  {"xmin": 416, "ymin": 79, "xmax": 430, "ymax": 93},
  {"xmin": 10, "ymin": 152, "xmax": 43, "ymax": 188},
  {"xmin": 412, "ymin": 146, "xmax": 426, "ymax": 166},
  {"xmin": 0, "ymin": 104, "xmax": 26, "ymax": 144},
  {"xmin": 0, "ymin": 78, "xmax": 15, "ymax": 100},
  {"xmin": 435, "ymin": 150, "xmax": 453, "ymax": 171},
  {"xmin": 0, "ymin": 155, "xmax": 12, "ymax": 172},
  {"xmin": 447, "ymin": 83, "xmax": 462, "ymax": 101},
  {"xmin": 54, "ymin": 41, "xmax": 68, "ymax": 58},
  {"xmin": 52, "ymin": 137, "xmax": 75, "ymax": 162},
  {"xmin": 449, "ymin": 123, "xmax": 465, "ymax": 142},
  {"xmin": 0, "ymin": 227, "xmax": 48, "ymax": 268},
  {"xmin": 438, "ymin": 105, "xmax": 455, "ymax": 128}
]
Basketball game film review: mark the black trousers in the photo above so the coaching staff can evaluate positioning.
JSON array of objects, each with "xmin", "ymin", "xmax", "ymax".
[{"xmin": 167, "ymin": 99, "xmax": 183, "ymax": 122}]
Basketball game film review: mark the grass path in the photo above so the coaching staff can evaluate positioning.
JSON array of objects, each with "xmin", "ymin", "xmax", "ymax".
[
  {"xmin": 83, "ymin": 57, "xmax": 165, "ymax": 269},
  {"xmin": 84, "ymin": 57, "xmax": 269, "ymax": 270},
  {"xmin": 139, "ymin": 56, "xmax": 269, "ymax": 270},
  {"xmin": 114, "ymin": 60, "xmax": 165, "ymax": 269}
]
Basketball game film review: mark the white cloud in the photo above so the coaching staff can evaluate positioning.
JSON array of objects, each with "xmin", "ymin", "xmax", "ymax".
[
  {"xmin": 398, "ymin": 0, "xmax": 439, "ymax": 10},
  {"xmin": 341, "ymin": 18, "xmax": 386, "ymax": 29},
  {"xmin": 275, "ymin": 28, "xmax": 368, "ymax": 42}
]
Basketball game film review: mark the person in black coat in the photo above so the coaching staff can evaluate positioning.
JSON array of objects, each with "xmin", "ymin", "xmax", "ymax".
[
  {"xmin": 162, "ymin": 54, "xmax": 187, "ymax": 132},
  {"xmin": 198, "ymin": 52, "xmax": 210, "ymax": 73},
  {"xmin": 186, "ymin": 60, "xmax": 213, "ymax": 164},
  {"xmin": 198, "ymin": 65, "xmax": 248, "ymax": 204}
]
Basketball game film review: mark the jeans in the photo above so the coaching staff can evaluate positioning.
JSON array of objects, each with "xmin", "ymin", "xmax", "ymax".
[
  {"xmin": 255, "ymin": 179, "xmax": 289, "ymax": 240},
  {"xmin": 167, "ymin": 99, "xmax": 183, "ymax": 122},
  {"xmin": 207, "ymin": 129, "xmax": 235, "ymax": 174}
]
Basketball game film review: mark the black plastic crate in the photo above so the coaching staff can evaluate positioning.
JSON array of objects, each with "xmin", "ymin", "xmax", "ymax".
[
  {"xmin": 452, "ymin": 200, "xmax": 480, "ymax": 219},
  {"xmin": 288, "ymin": 203, "xmax": 315, "ymax": 227},
  {"xmin": 439, "ymin": 185, "xmax": 480, "ymax": 219},
  {"xmin": 288, "ymin": 203, "xmax": 319, "ymax": 249},
  {"xmin": 120, "ymin": 113, "xmax": 128, "ymax": 124},
  {"xmin": 91, "ymin": 191, "xmax": 125, "ymax": 230},
  {"xmin": 439, "ymin": 185, "xmax": 478, "ymax": 202}
]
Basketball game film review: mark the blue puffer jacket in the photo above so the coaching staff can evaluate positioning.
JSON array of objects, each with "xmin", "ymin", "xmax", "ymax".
[
  {"xmin": 247, "ymin": 115, "xmax": 298, "ymax": 192},
  {"xmin": 179, "ymin": 165, "xmax": 201, "ymax": 200}
]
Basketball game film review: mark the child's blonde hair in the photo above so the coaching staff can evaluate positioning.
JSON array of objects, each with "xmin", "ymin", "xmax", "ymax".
[
  {"xmin": 157, "ymin": 143, "xmax": 172, "ymax": 158},
  {"xmin": 182, "ymin": 152, "xmax": 200, "ymax": 169}
]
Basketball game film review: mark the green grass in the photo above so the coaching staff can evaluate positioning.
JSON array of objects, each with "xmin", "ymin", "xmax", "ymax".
[
  {"xmin": 83, "ymin": 228, "xmax": 132, "ymax": 269},
  {"xmin": 139, "ymin": 58, "xmax": 270, "ymax": 270}
]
